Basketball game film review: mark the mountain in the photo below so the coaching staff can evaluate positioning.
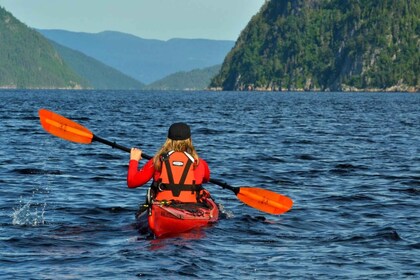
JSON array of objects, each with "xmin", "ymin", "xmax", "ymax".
[
  {"xmin": 210, "ymin": 0, "xmax": 420, "ymax": 92},
  {"xmin": 49, "ymin": 41, "xmax": 144, "ymax": 89},
  {"xmin": 146, "ymin": 65, "xmax": 221, "ymax": 90},
  {"xmin": 0, "ymin": 7, "xmax": 87, "ymax": 89},
  {"xmin": 38, "ymin": 29, "xmax": 235, "ymax": 84}
]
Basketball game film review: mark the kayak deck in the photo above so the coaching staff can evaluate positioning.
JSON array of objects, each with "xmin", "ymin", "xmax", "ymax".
[{"xmin": 136, "ymin": 197, "xmax": 219, "ymax": 238}]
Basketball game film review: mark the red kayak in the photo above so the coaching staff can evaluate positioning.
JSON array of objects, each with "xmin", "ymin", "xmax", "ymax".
[{"xmin": 136, "ymin": 195, "xmax": 219, "ymax": 238}]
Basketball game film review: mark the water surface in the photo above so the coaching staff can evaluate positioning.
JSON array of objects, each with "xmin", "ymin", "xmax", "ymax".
[{"xmin": 0, "ymin": 90, "xmax": 419, "ymax": 279}]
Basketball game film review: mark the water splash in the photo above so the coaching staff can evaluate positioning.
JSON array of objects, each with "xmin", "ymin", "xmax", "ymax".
[
  {"xmin": 218, "ymin": 203, "xmax": 234, "ymax": 219},
  {"xmin": 11, "ymin": 159, "xmax": 52, "ymax": 226},
  {"xmin": 12, "ymin": 198, "xmax": 47, "ymax": 226},
  {"xmin": 12, "ymin": 177, "xmax": 50, "ymax": 226}
]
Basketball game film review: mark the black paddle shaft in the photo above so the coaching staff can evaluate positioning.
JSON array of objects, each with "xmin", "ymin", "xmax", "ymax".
[
  {"xmin": 209, "ymin": 178, "xmax": 239, "ymax": 194},
  {"xmin": 92, "ymin": 135, "xmax": 152, "ymax": 159}
]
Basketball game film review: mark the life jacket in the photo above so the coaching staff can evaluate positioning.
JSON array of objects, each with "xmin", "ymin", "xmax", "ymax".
[{"xmin": 154, "ymin": 151, "xmax": 203, "ymax": 203}]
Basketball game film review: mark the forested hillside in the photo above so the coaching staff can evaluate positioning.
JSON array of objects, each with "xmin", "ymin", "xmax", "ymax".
[
  {"xmin": 0, "ymin": 7, "xmax": 87, "ymax": 89},
  {"xmin": 210, "ymin": 0, "xmax": 419, "ymax": 92},
  {"xmin": 146, "ymin": 65, "xmax": 221, "ymax": 90}
]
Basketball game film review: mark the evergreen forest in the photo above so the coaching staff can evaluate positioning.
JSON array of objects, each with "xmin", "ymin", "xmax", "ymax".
[
  {"xmin": 210, "ymin": 0, "xmax": 420, "ymax": 92},
  {"xmin": 0, "ymin": 7, "xmax": 86, "ymax": 89}
]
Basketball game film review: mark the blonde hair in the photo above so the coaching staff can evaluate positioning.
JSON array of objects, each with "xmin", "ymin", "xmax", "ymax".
[{"xmin": 153, "ymin": 137, "xmax": 199, "ymax": 171}]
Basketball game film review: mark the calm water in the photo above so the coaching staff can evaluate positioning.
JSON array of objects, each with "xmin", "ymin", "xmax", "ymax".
[{"xmin": 0, "ymin": 90, "xmax": 419, "ymax": 279}]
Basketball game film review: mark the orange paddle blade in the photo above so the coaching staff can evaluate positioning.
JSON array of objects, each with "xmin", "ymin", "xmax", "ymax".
[
  {"xmin": 237, "ymin": 187, "xmax": 293, "ymax": 215},
  {"xmin": 38, "ymin": 109, "xmax": 93, "ymax": 144}
]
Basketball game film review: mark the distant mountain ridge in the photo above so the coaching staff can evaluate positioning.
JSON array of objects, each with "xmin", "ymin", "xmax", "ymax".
[
  {"xmin": 50, "ymin": 41, "xmax": 144, "ymax": 89},
  {"xmin": 0, "ymin": 4, "xmax": 230, "ymax": 90},
  {"xmin": 38, "ymin": 29, "xmax": 235, "ymax": 84},
  {"xmin": 211, "ymin": 0, "xmax": 420, "ymax": 92}
]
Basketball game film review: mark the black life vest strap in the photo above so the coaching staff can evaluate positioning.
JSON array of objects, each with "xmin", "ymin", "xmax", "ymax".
[
  {"xmin": 163, "ymin": 157, "xmax": 175, "ymax": 185},
  {"xmin": 159, "ymin": 184, "xmax": 202, "ymax": 197},
  {"xmin": 179, "ymin": 159, "xmax": 192, "ymax": 186},
  {"xmin": 151, "ymin": 181, "xmax": 204, "ymax": 200}
]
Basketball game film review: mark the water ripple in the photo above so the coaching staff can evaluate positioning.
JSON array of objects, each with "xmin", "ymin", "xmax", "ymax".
[{"xmin": 0, "ymin": 90, "xmax": 419, "ymax": 279}]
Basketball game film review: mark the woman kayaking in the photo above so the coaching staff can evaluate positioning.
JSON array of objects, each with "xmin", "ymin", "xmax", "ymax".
[
  {"xmin": 127, "ymin": 122, "xmax": 211, "ymax": 198},
  {"xmin": 38, "ymin": 109, "xmax": 293, "ymax": 237},
  {"xmin": 127, "ymin": 122, "xmax": 219, "ymax": 237}
]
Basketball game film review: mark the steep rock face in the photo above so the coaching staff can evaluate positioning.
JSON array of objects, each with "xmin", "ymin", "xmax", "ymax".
[
  {"xmin": 210, "ymin": 0, "xmax": 420, "ymax": 92},
  {"xmin": 0, "ymin": 7, "xmax": 86, "ymax": 89}
]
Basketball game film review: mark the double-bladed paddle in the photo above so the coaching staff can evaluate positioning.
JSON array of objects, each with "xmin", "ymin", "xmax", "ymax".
[{"xmin": 38, "ymin": 109, "xmax": 293, "ymax": 215}]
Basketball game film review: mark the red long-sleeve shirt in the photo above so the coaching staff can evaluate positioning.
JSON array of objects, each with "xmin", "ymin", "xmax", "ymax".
[{"xmin": 127, "ymin": 158, "xmax": 210, "ymax": 188}]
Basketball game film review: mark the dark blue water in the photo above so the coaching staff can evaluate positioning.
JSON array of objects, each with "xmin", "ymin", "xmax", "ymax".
[{"xmin": 1, "ymin": 90, "xmax": 419, "ymax": 279}]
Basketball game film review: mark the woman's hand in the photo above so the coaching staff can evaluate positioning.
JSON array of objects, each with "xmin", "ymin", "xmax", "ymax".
[{"xmin": 130, "ymin": 148, "xmax": 142, "ymax": 161}]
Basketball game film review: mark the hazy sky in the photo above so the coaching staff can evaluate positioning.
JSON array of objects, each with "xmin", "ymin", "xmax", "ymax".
[{"xmin": 0, "ymin": 0, "xmax": 265, "ymax": 40}]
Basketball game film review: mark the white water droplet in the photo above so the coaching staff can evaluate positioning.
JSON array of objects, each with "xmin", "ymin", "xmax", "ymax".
[{"xmin": 12, "ymin": 198, "xmax": 46, "ymax": 226}]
